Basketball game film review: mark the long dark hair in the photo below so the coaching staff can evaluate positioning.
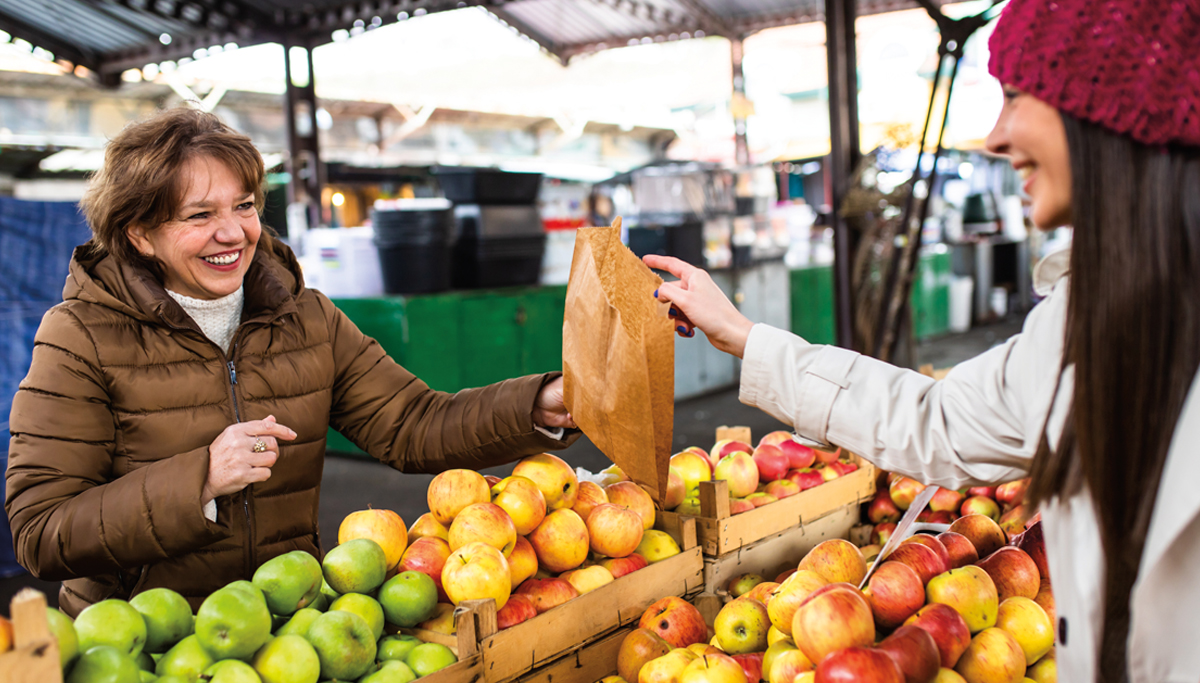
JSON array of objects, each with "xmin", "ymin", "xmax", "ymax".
[{"xmin": 1027, "ymin": 115, "xmax": 1200, "ymax": 679}]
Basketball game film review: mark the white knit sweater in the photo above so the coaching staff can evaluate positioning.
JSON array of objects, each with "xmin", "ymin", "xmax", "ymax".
[{"xmin": 166, "ymin": 286, "xmax": 244, "ymax": 523}]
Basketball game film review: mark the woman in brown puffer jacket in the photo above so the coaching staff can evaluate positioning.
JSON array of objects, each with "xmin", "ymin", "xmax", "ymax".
[{"xmin": 4, "ymin": 107, "xmax": 579, "ymax": 616}]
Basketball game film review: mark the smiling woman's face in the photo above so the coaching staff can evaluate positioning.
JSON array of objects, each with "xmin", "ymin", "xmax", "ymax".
[
  {"xmin": 985, "ymin": 85, "xmax": 1073, "ymax": 230},
  {"xmin": 127, "ymin": 155, "xmax": 261, "ymax": 300}
]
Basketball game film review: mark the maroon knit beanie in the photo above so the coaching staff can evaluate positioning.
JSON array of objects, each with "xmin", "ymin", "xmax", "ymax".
[{"xmin": 988, "ymin": 0, "xmax": 1200, "ymax": 148}]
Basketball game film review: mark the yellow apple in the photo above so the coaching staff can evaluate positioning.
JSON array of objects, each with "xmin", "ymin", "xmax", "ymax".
[
  {"xmin": 572, "ymin": 481, "xmax": 609, "ymax": 523},
  {"xmin": 527, "ymin": 508, "xmax": 590, "ymax": 573},
  {"xmin": 427, "ymin": 469, "xmax": 491, "ymax": 526},
  {"xmin": 587, "ymin": 503, "xmax": 645, "ymax": 558},
  {"xmin": 670, "ymin": 452, "xmax": 712, "ymax": 494},
  {"xmin": 636, "ymin": 530, "xmax": 681, "ymax": 563},
  {"xmin": 416, "ymin": 603, "xmax": 456, "ymax": 635},
  {"xmin": 606, "ymin": 481, "xmax": 657, "ymax": 531},
  {"xmin": 995, "ymin": 597, "xmax": 1054, "ymax": 666},
  {"xmin": 513, "ymin": 453, "xmax": 579, "ymax": 510},
  {"xmin": 559, "ymin": 565, "xmax": 614, "ymax": 594},
  {"xmin": 442, "ymin": 542, "xmax": 511, "ymax": 610},
  {"xmin": 407, "ymin": 513, "xmax": 449, "ymax": 546},
  {"xmin": 508, "ymin": 536, "xmax": 539, "ymax": 590},
  {"xmin": 491, "ymin": 476, "xmax": 547, "ymax": 536},
  {"xmin": 448, "ymin": 502, "xmax": 518, "ymax": 556}
]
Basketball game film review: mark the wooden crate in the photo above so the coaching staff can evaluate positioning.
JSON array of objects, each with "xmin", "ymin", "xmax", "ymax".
[
  {"xmin": 514, "ymin": 625, "xmax": 633, "ymax": 683},
  {"xmin": 659, "ymin": 453, "xmax": 876, "ymax": 557},
  {"xmin": 406, "ymin": 517, "xmax": 704, "ymax": 683},
  {"xmin": 0, "ymin": 589, "xmax": 63, "ymax": 683}
]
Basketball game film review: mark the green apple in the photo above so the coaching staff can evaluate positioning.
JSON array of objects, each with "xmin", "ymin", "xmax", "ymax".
[
  {"xmin": 130, "ymin": 588, "xmax": 194, "ymax": 654},
  {"xmin": 305, "ymin": 610, "xmax": 377, "ymax": 681},
  {"xmin": 376, "ymin": 634, "xmax": 422, "ymax": 663},
  {"xmin": 251, "ymin": 633, "xmax": 320, "ymax": 683},
  {"xmin": 75, "ymin": 599, "xmax": 148, "ymax": 659},
  {"xmin": 253, "ymin": 550, "xmax": 324, "ymax": 616},
  {"xmin": 274, "ymin": 608, "xmax": 322, "ymax": 638},
  {"xmin": 204, "ymin": 659, "xmax": 264, "ymax": 683},
  {"xmin": 329, "ymin": 593, "xmax": 385, "ymax": 641},
  {"xmin": 46, "ymin": 607, "xmax": 80, "ymax": 670},
  {"xmin": 138, "ymin": 670, "xmax": 157, "ymax": 683},
  {"xmin": 134, "ymin": 650, "xmax": 155, "ymax": 671},
  {"xmin": 155, "ymin": 676, "xmax": 193, "ymax": 683},
  {"xmin": 66, "ymin": 645, "xmax": 142, "ymax": 683},
  {"xmin": 362, "ymin": 660, "xmax": 418, "ymax": 683},
  {"xmin": 156, "ymin": 634, "xmax": 215, "ymax": 679},
  {"xmin": 322, "ymin": 539, "xmax": 388, "ymax": 595},
  {"xmin": 195, "ymin": 583, "xmax": 272, "ymax": 661},
  {"xmin": 404, "ymin": 642, "xmax": 457, "ymax": 677},
  {"xmin": 376, "ymin": 572, "xmax": 438, "ymax": 628}
]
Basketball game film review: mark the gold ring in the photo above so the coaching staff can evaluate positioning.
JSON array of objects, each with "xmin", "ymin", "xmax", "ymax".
[{"xmin": 252, "ymin": 438, "xmax": 267, "ymax": 453}]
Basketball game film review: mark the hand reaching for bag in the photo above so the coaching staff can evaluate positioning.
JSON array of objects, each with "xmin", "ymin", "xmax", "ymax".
[
  {"xmin": 202, "ymin": 415, "xmax": 297, "ymax": 505},
  {"xmin": 644, "ymin": 254, "xmax": 755, "ymax": 358},
  {"xmin": 533, "ymin": 376, "xmax": 577, "ymax": 430}
]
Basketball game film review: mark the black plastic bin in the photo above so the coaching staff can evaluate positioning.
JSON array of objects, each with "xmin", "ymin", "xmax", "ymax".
[
  {"xmin": 453, "ymin": 235, "xmax": 545, "ymax": 289},
  {"xmin": 373, "ymin": 205, "xmax": 454, "ymax": 294},
  {"xmin": 433, "ymin": 167, "xmax": 543, "ymax": 205},
  {"xmin": 626, "ymin": 221, "xmax": 704, "ymax": 267}
]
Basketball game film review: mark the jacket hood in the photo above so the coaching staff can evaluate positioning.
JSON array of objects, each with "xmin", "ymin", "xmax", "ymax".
[{"xmin": 64, "ymin": 235, "xmax": 305, "ymax": 329}]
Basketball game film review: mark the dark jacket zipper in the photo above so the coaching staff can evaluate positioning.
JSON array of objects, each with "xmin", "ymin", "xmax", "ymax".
[{"xmin": 226, "ymin": 342, "xmax": 255, "ymax": 579}]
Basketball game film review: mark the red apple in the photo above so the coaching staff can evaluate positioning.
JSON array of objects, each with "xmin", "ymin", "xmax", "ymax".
[
  {"xmin": 767, "ymin": 570, "xmax": 828, "ymax": 636},
  {"xmin": 976, "ymin": 547, "xmax": 1040, "ymax": 601},
  {"xmin": 427, "ymin": 469, "xmax": 492, "ymax": 525},
  {"xmin": 948, "ymin": 515, "xmax": 1007, "ymax": 559},
  {"xmin": 711, "ymin": 440, "xmax": 753, "ymax": 463},
  {"xmin": 901, "ymin": 535, "xmax": 951, "ymax": 574},
  {"xmin": 763, "ymin": 479, "xmax": 800, "ymax": 500},
  {"xmin": 966, "ymin": 486, "xmax": 996, "ymax": 499},
  {"xmin": 759, "ymin": 431, "xmax": 794, "ymax": 447},
  {"xmin": 571, "ymin": 481, "xmax": 609, "ymax": 525},
  {"xmin": 682, "ymin": 446, "xmax": 716, "ymax": 473},
  {"xmin": 790, "ymin": 469, "xmax": 825, "ymax": 491},
  {"xmin": 1034, "ymin": 578, "xmax": 1055, "ymax": 625},
  {"xmin": 497, "ymin": 593, "xmax": 538, "ymax": 629},
  {"xmin": 959, "ymin": 496, "xmax": 1000, "ymax": 521},
  {"xmin": 442, "ymin": 541, "xmax": 512, "ymax": 609},
  {"xmin": 671, "ymin": 451, "xmax": 713, "ymax": 493},
  {"xmin": 606, "ymin": 481, "xmax": 657, "ymax": 531},
  {"xmin": 917, "ymin": 508, "xmax": 935, "ymax": 523},
  {"xmin": 730, "ymin": 653, "xmax": 764, "ymax": 683},
  {"xmin": 516, "ymin": 576, "xmax": 579, "ymax": 613},
  {"xmin": 811, "ymin": 446, "xmax": 842, "ymax": 466},
  {"xmin": 664, "ymin": 467, "xmax": 687, "ymax": 511},
  {"xmin": 903, "ymin": 603, "xmax": 971, "ymax": 669},
  {"xmin": 448, "ymin": 502, "xmax": 518, "ymax": 556},
  {"xmin": 774, "ymin": 568, "xmax": 796, "ymax": 583},
  {"xmin": 886, "ymin": 543, "xmax": 945, "ymax": 585},
  {"xmin": 745, "ymin": 492, "xmax": 778, "ymax": 508},
  {"xmin": 484, "ymin": 474, "xmax": 502, "ymax": 487},
  {"xmin": 994, "ymin": 479, "xmax": 1029, "ymax": 508},
  {"xmin": 527, "ymin": 508, "xmax": 590, "ymax": 573},
  {"xmin": 512, "ymin": 453, "xmax": 579, "ymax": 511},
  {"xmin": 639, "ymin": 597, "xmax": 708, "ymax": 649},
  {"xmin": 877, "ymin": 624, "xmax": 941, "ymax": 683},
  {"xmin": 928, "ymin": 488, "xmax": 966, "ymax": 514},
  {"xmin": 399, "ymin": 536, "xmax": 452, "ymax": 602},
  {"xmin": 587, "ymin": 503, "xmax": 644, "ymax": 558},
  {"xmin": 729, "ymin": 498, "xmax": 756, "ymax": 514},
  {"xmin": 752, "ymin": 445, "xmax": 790, "ymax": 482},
  {"xmin": 599, "ymin": 553, "xmax": 649, "ymax": 579},
  {"xmin": 831, "ymin": 461, "xmax": 858, "ymax": 476},
  {"xmin": 617, "ymin": 628, "xmax": 673, "ymax": 683},
  {"xmin": 813, "ymin": 647, "xmax": 903, "ymax": 683},
  {"xmin": 779, "ymin": 440, "xmax": 816, "ymax": 470},
  {"xmin": 997, "ymin": 504, "xmax": 1031, "ymax": 536},
  {"xmin": 799, "ymin": 539, "xmax": 868, "ymax": 586},
  {"xmin": 868, "ymin": 491, "xmax": 902, "ymax": 524},
  {"xmin": 792, "ymin": 586, "xmax": 875, "ymax": 665},
  {"xmin": 508, "ymin": 535, "xmax": 539, "ymax": 589},
  {"xmin": 936, "ymin": 531, "xmax": 979, "ymax": 570},
  {"xmin": 872, "ymin": 522, "xmax": 898, "ymax": 546},
  {"xmin": 926, "ymin": 511, "xmax": 955, "ymax": 525},
  {"xmin": 714, "ymin": 453, "xmax": 760, "ymax": 498},
  {"xmin": 862, "ymin": 561, "xmax": 925, "ymax": 629},
  {"xmin": 889, "ymin": 477, "xmax": 927, "ymax": 511},
  {"xmin": 743, "ymin": 581, "xmax": 779, "ymax": 605},
  {"xmin": 1012, "ymin": 520, "xmax": 1049, "ymax": 580}
]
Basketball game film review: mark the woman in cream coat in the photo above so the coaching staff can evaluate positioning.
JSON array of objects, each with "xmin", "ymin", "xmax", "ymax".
[{"xmin": 648, "ymin": 1, "xmax": 1200, "ymax": 681}]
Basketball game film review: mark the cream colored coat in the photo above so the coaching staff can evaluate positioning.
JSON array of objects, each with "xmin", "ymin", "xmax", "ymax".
[{"xmin": 739, "ymin": 250, "xmax": 1200, "ymax": 682}]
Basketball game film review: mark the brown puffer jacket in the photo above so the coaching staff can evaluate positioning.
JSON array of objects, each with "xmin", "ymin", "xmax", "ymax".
[{"xmin": 5, "ymin": 238, "xmax": 575, "ymax": 616}]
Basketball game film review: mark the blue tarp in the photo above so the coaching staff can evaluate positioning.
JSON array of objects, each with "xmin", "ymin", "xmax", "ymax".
[{"xmin": 0, "ymin": 196, "xmax": 91, "ymax": 577}]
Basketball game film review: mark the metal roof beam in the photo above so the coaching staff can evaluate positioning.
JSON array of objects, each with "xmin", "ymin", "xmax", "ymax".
[
  {"xmin": 484, "ymin": 6, "xmax": 569, "ymax": 65},
  {"xmin": 559, "ymin": 26, "xmax": 709, "ymax": 61},
  {"xmin": 0, "ymin": 7, "xmax": 103, "ymax": 71},
  {"xmin": 670, "ymin": 0, "xmax": 734, "ymax": 37}
]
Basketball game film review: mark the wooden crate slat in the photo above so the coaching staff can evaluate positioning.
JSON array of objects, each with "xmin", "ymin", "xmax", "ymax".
[
  {"xmin": 0, "ymin": 589, "xmax": 63, "ymax": 683},
  {"xmin": 515, "ymin": 626, "xmax": 632, "ymax": 683}
]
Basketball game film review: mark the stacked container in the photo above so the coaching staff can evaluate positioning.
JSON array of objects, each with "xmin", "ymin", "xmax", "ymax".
[{"xmin": 371, "ymin": 198, "xmax": 454, "ymax": 294}]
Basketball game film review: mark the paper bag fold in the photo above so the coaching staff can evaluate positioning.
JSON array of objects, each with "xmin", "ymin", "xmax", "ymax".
[{"xmin": 562, "ymin": 224, "xmax": 674, "ymax": 503}]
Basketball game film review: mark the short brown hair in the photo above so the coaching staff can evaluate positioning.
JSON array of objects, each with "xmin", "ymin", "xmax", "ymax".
[{"xmin": 81, "ymin": 106, "xmax": 268, "ymax": 269}]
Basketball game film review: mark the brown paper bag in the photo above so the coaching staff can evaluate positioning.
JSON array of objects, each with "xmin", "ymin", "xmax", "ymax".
[{"xmin": 562, "ymin": 221, "xmax": 674, "ymax": 503}]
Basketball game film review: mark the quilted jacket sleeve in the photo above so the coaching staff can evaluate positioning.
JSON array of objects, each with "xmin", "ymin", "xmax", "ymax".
[
  {"xmin": 5, "ymin": 306, "xmax": 231, "ymax": 581},
  {"xmin": 319, "ymin": 294, "xmax": 578, "ymax": 473}
]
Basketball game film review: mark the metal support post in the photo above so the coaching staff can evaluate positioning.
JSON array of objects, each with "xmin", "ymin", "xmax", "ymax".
[
  {"xmin": 282, "ymin": 37, "xmax": 324, "ymax": 233},
  {"xmin": 826, "ymin": 0, "xmax": 861, "ymax": 349},
  {"xmin": 731, "ymin": 36, "xmax": 750, "ymax": 167}
]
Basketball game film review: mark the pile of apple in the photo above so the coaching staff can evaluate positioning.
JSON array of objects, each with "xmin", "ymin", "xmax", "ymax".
[
  {"xmin": 652, "ymin": 431, "xmax": 860, "ymax": 517},
  {"xmin": 869, "ymin": 474, "xmax": 1035, "ymax": 547},
  {"xmin": 25, "ymin": 507, "xmax": 459, "ymax": 683},
  {"xmin": 614, "ymin": 513, "xmax": 1056, "ymax": 683},
  {"xmin": 400, "ymin": 453, "xmax": 684, "ymax": 637}
]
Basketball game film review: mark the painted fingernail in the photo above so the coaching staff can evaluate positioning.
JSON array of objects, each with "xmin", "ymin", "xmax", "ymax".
[
  {"xmin": 670, "ymin": 307, "xmax": 680, "ymax": 317},
  {"xmin": 653, "ymin": 289, "xmax": 659, "ymax": 298},
  {"xmin": 677, "ymin": 325, "xmax": 688, "ymax": 335},
  {"xmin": 684, "ymin": 328, "xmax": 695, "ymax": 338}
]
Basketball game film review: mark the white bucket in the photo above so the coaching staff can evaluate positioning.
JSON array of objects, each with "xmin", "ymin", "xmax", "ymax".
[{"xmin": 949, "ymin": 276, "xmax": 975, "ymax": 333}]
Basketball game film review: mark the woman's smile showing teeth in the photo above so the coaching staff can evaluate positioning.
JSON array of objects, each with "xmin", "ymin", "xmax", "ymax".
[{"xmin": 203, "ymin": 250, "xmax": 240, "ymax": 266}]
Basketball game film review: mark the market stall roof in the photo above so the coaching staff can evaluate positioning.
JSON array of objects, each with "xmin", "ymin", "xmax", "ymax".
[{"xmin": 1, "ymin": 0, "xmax": 940, "ymax": 84}]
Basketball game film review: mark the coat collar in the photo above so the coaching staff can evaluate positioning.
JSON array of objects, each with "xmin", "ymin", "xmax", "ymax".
[{"xmin": 65, "ymin": 236, "xmax": 303, "ymax": 336}]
